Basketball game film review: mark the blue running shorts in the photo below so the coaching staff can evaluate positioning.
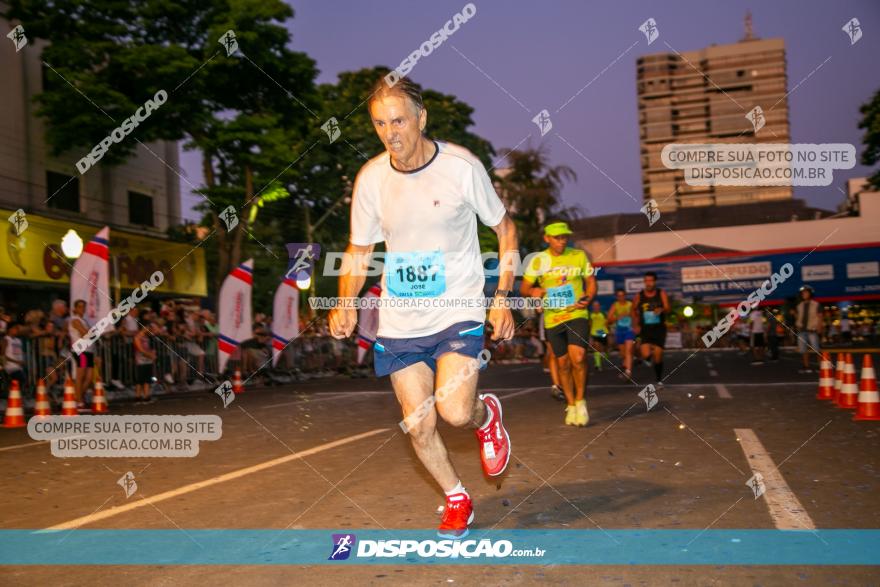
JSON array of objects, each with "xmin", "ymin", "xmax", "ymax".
[{"xmin": 374, "ymin": 321, "xmax": 485, "ymax": 377}]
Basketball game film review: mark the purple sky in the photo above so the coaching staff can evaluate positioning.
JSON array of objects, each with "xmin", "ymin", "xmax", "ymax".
[{"xmin": 180, "ymin": 0, "xmax": 879, "ymax": 220}]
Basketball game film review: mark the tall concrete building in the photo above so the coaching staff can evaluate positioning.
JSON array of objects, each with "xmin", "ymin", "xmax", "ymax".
[{"xmin": 637, "ymin": 20, "xmax": 792, "ymax": 211}]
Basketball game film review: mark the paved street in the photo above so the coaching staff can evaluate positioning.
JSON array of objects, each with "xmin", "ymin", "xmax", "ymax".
[{"xmin": 1, "ymin": 348, "xmax": 878, "ymax": 585}]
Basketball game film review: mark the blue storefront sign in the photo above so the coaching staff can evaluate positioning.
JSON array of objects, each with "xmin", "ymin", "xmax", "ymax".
[{"xmin": 594, "ymin": 243, "xmax": 880, "ymax": 305}]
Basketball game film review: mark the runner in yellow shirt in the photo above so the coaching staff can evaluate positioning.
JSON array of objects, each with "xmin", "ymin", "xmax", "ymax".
[
  {"xmin": 607, "ymin": 288, "xmax": 635, "ymax": 379},
  {"xmin": 589, "ymin": 301, "xmax": 608, "ymax": 371},
  {"xmin": 521, "ymin": 221, "xmax": 597, "ymax": 426}
]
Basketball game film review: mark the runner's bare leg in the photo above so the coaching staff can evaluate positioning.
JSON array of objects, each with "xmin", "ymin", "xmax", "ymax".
[
  {"xmin": 392, "ymin": 361, "xmax": 460, "ymax": 493},
  {"xmin": 568, "ymin": 345, "xmax": 587, "ymax": 401},
  {"xmin": 435, "ymin": 351, "xmax": 484, "ymax": 428},
  {"xmin": 556, "ymin": 355, "xmax": 576, "ymax": 405}
]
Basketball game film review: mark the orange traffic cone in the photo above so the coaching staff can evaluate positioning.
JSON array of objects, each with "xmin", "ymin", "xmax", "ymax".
[
  {"xmin": 3, "ymin": 380, "xmax": 26, "ymax": 428},
  {"xmin": 233, "ymin": 369, "xmax": 244, "ymax": 394},
  {"xmin": 854, "ymin": 355, "xmax": 880, "ymax": 421},
  {"xmin": 832, "ymin": 352, "xmax": 845, "ymax": 403},
  {"xmin": 33, "ymin": 378, "xmax": 52, "ymax": 417},
  {"xmin": 91, "ymin": 376, "xmax": 109, "ymax": 414},
  {"xmin": 816, "ymin": 352, "xmax": 835, "ymax": 400},
  {"xmin": 61, "ymin": 376, "xmax": 78, "ymax": 416},
  {"xmin": 837, "ymin": 353, "xmax": 859, "ymax": 409}
]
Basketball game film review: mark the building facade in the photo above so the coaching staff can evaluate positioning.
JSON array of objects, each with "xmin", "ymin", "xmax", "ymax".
[
  {"xmin": 637, "ymin": 35, "xmax": 792, "ymax": 211},
  {"xmin": 1, "ymin": 14, "xmax": 205, "ymax": 311}
]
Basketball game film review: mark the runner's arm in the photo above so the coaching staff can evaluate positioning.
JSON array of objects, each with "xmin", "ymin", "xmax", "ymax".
[
  {"xmin": 580, "ymin": 274, "xmax": 597, "ymax": 305},
  {"xmin": 631, "ymin": 293, "xmax": 641, "ymax": 330},
  {"xmin": 329, "ymin": 243, "xmax": 375, "ymax": 338},
  {"xmin": 520, "ymin": 255, "xmax": 544, "ymax": 298},
  {"xmin": 520, "ymin": 278, "xmax": 545, "ymax": 299},
  {"xmin": 660, "ymin": 289, "xmax": 671, "ymax": 314},
  {"xmin": 488, "ymin": 214, "xmax": 518, "ymax": 340},
  {"xmin": 491, "ymin": 214, "xmax": 518, "ymax": 296}
]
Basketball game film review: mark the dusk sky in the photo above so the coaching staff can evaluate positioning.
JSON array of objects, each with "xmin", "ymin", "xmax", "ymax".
[{"xmin": 180, "ymin": 0, "xmax": 880, "ymax": 220}]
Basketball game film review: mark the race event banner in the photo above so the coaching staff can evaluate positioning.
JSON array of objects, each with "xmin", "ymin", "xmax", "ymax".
[{"xmin": 594, "ymin": 243, "xmax": 880, "ymax": 305}]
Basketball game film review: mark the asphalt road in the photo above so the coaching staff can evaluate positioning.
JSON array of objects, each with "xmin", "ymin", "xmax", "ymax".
[{"xmin": 1, "ymin": 348, "xmax": 878, "ymax": 585}]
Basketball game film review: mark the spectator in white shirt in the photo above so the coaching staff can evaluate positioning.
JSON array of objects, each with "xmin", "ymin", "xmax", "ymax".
[{"xmin": 749, "ymin": 308, "xmax": 765, "ymax": 365}]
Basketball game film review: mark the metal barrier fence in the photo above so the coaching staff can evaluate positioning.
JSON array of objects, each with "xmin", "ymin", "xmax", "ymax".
[{"xmin": 5, "ymin": 334, "xmax": 361, "ymax": 398}]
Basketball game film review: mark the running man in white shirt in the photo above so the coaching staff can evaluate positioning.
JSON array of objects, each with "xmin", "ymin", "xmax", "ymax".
[{"xmin": 329, "ymin": 76, "xmax": 517, "ymax": 539}]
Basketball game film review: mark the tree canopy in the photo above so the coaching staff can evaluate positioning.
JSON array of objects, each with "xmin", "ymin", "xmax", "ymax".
[{"xmin": 5, "ymin": 0, "xmax": 576, "ymax": 311}]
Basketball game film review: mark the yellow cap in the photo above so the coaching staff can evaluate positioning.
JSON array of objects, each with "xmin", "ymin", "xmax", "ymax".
[{"xmin": 544, "ymin": 221, "xmax": 573, "ymax": 237}]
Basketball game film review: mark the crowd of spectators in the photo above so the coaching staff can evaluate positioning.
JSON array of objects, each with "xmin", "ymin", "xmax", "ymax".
[
  {"xmin": 1, "ymin": 296, "xmax": 877, "ymax": 399},
  {"xmin": 0, "ymin": 298, "xmax": 366, "ymax": 398}
]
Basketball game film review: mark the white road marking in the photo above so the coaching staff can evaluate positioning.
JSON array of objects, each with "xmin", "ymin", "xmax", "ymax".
[
  {"xmin": 709, "ymin": 369, "xmax": 719, "ymax": 377},
  {"xmin": 0, "ymin": 435, "xmax": 85, "ymax": 453},
  {"xmin": 734, "ymin": 428, "xmax": 816, "ymax": 530},
  {"xmin": 498, "ymin": 386, "xmax": 545, "ymax": 399},
  {"xmin": 0, "ymin": 440, "xmax": 48, "ymax": 452},
  {"xmin": 262, "ymin": 391, "xmax": 391, "ymax": 409},
  {"xmin": 43, "ymin": 428, "xmax": 391, "ymax": 531},
  {"xmin": 714, "ymin": 384, "xmax": 732, "ymax": 399}
]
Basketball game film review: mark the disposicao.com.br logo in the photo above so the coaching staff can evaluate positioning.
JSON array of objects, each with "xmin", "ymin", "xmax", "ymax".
[{"xmin": 328, "ymin": 534, "xmax": 544, "ymax": 560}]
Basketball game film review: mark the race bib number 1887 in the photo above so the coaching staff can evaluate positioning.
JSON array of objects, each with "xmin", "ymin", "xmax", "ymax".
[{"xmin": 386, "ymin": 251, "xmax": 447, "ymax": 298}]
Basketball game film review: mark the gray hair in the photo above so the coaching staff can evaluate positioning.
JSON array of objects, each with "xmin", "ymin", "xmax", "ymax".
[{"xmin": 368, "ymin": 75, "xmax": 424, "ymax": 114}]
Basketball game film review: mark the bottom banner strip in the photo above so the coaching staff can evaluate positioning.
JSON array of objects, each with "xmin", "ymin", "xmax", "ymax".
[{"xmin": 0, "ymin": 530, "xmax": 878, "ymax": 565}]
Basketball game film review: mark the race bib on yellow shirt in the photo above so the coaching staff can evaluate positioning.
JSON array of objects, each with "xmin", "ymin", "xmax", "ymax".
[{"xmin": 546, "ymin": 284, "xmax": 575, "ymax": 309}]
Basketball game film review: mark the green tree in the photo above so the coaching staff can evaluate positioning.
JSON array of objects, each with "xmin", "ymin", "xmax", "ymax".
[
  {"xmin": 5, "ymin": 0, "xmax": 320, "ymax": 302},
  {"xmin": 858, "ymin": 87, "xmax": 880, "ymax": 191},
  {"xmin": 495, "ymin": 143, "xmax": 579, "ymax": 251}
]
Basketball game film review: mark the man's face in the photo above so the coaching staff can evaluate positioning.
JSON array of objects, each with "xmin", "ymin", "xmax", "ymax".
[
  {"xmin": 543, "ymin": 234, "xmax": 568, "ymax": 254},
  {"xmin": 74, "ymin": 302, "xmax": 85, "ymax": 315},
  {"xmin": 370, "ymin": 94, "xmax": 425, "ymax": 163},
  {"xmin": 644, "ymin": 275, "xmax": 656, "ymax": 291},
  {"xmin": 591, "ymin": 301, "xmax": 601, "ymax": 312}
]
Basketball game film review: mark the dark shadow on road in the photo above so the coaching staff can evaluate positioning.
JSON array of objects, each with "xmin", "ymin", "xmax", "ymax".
[{"xmin": 482, "ymin": 479, "xmax": 668, "ymax": 528}]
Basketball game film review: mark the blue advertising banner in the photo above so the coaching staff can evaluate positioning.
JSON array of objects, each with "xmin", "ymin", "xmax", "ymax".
[{"xmin": 594, "ymin": 243, "xmax": 880, "ymax": 305}]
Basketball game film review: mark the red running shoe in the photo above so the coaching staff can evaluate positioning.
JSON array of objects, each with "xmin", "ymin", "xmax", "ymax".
[
  {"xmin": 476, "ymin": 393, "xmax": 511, "ymax": 477},
  {"xmin": 437, "ymin": 492, "xmax": 474, "ymax": 539}
]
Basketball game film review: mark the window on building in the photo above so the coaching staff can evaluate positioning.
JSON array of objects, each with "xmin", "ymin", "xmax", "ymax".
[
  {"xmin": 46, "ymin": 172, "xmax": 80, "ymax": 212},
  {"xmin": 128, "ymin": 191, "xmax": 154, "ymax": 226}
]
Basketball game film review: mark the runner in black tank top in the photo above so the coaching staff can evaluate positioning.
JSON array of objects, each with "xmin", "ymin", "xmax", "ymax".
[{"xmin": 633, "ymin": 271, "xmax": 670, "ymax": 385}]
